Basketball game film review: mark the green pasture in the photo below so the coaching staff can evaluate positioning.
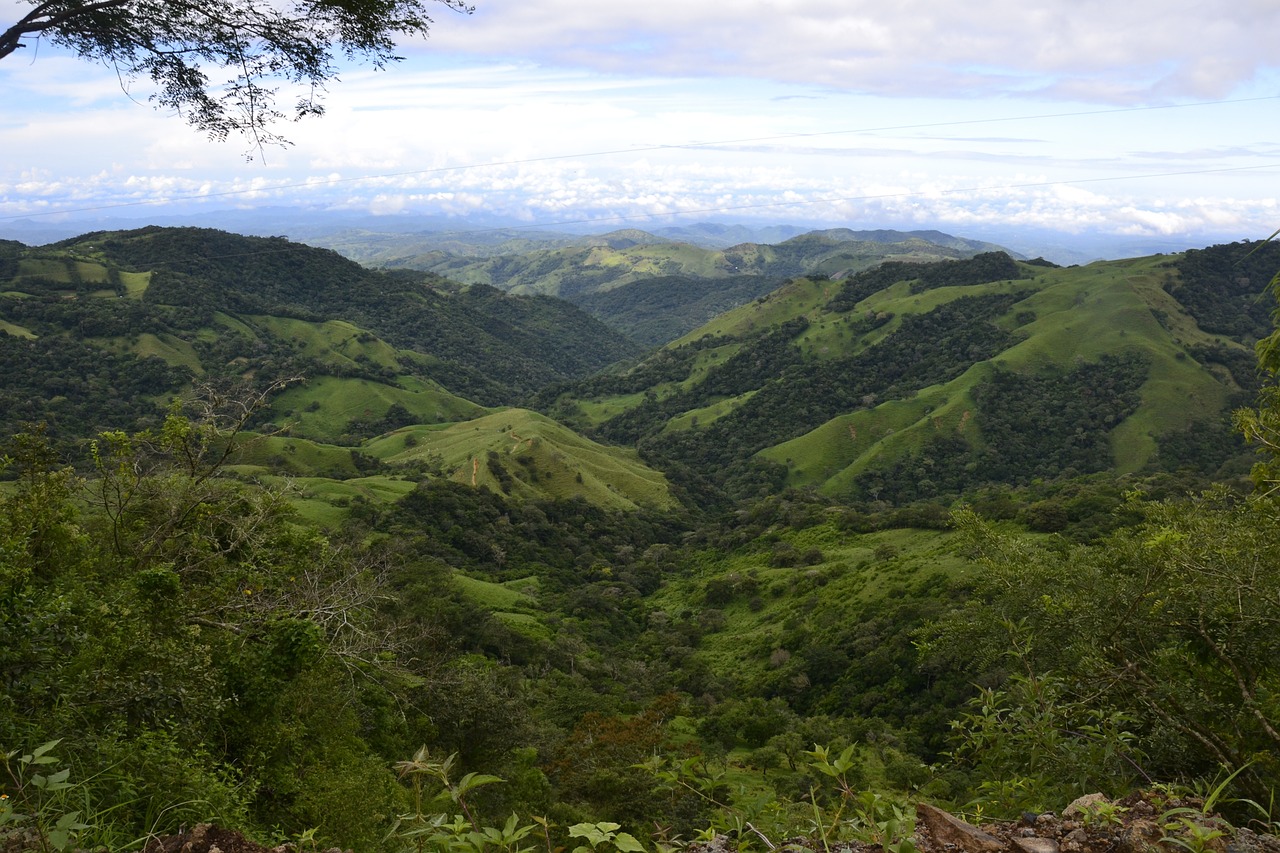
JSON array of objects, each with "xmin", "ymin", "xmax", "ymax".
[
  {"xmin": 374, "ymin": 408, "xmax": 675, "ymax": 510},
  {"xmin": 269, "ymin": 375, "xmax": 487, "ymax": 443},
  {"xmin": 0, "ymin": 319, "xmax": 36, "ymax": 339}
]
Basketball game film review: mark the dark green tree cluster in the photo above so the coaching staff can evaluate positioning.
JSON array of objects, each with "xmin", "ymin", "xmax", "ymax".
[
  {"xmin": 853, "ymin": 353, "xmax": 1149, "ymax": 503},
  {"xmin": 0, "ymin": 333, "xmax": 189, "ymax": 442},
  {"xmin": 828, "ymin": 252, "xmax": 1024, "ymax": 311},
  {"xmin": 633, "ymin": 293, "xmax": 1023, "ymax": 498},
  {"xmin": 575, "ymin": 274, "xmax": 785, "ymax": 345},
  {"xmin": 1167, "ymin": 240, "xmax": 1280, "ymax": 340}
]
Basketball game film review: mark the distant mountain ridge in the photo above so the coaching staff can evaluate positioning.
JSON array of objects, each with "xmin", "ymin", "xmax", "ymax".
[
  {"xmin": 3, "ymin": 225, "xmax": 1273, "ymax": 517},
  {"xmin": 323, "ymin": 226, "xmax": 1021, "ymax": 299}
]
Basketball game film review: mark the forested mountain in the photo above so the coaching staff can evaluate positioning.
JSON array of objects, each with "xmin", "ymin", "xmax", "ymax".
[
  {"xmin": 348, "ymin": 227, "xmax": 1017, "ymax": 300},
  {"xmin": 535, "ymin": 243, "xmax": 1277, "ymax": 505},
  {"xmin": 0, "ymin": 227, "xmax": 642, "ymax": 431},
  {"xmin": 3, "ymin": 227, "xmax": 1280, "ymax": 853}
]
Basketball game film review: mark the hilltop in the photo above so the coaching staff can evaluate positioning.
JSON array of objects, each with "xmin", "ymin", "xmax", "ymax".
[
  {"xmin": 536, "ymin": 243, "xmax": 1277, "ymax": 504},
  {"xmin": 0, "ymin": 227, "xmax": 672, "ymax": 512},
  {"xmin": 318, "ymin": 225, "xmax": 1020, "ymax": 345}
]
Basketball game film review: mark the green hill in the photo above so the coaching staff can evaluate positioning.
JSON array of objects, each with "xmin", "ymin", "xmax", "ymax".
[
  {"xmin": 0, "ymin": 227, "xmax": 641, "ymax": 434},
  {"xmin": 537, "ymin": 243, "xmax": 1274, "ymax": 503},
  {"xmin": 0, "ymin": 227, "xmax": 676, "ymax": 516},
  {"xmin": 44, "ymin": 227, "xmax": 644, "ymax": 404},
  {"xmin": 365, "ymin": 408, "xmax": 676, "ymax": 511},
  {"xmin": 371, "ymin": 227, "xmax": 1017, "ymax": 301}
]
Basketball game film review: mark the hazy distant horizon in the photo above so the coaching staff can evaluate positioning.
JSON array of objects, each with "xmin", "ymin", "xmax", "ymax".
[
  {"xmin": 0, "ymin": 205, "xmax": 1247, "ymax": 267},
  {"xmin": 3, "ymin": 0, "xmax": 1277, "ymax": 253}
]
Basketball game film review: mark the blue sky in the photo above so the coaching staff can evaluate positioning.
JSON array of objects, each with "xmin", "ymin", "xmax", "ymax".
[{"xmin": 1, "ymin": 0, "xmax": 1278, "ymax": 252}]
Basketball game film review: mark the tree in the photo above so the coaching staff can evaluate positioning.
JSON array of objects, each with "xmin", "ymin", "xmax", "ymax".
[{"xmin": 0, "ymin": 0, "xmax": 472, "ymax": 152}]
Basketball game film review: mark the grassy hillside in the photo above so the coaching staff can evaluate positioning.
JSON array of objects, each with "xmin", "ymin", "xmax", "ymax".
[
  {"xmin": 540, "ymin": 244, "xmax": 1270, "ymax": 502},
  {"xmin": 45, "ymin": 227, "xmax": 645, "ymax": 404},
  {"xmin": 0, "ymin": 227, "xmax": 677, "ymax": 517},
  {"xmin": 366, "ymin": 408, "xmax": 676, "ymax": 511}
]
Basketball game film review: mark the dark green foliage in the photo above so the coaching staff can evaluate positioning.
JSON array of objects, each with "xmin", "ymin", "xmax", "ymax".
[
  {"xmin": 597, "ymin": 317, "xmax": 811, "ymax": 446},
  {"xmin": 1186, "ymin": 341, "xmax": 1262, "ymax": 390},
  {"xmin": 1168, "ymin": 240, "xmax": 1280, "ymax": 340},
  {"xmin": 828, "ymin": 252, "xmax": 1023, "ymax": 311},
  {"xmin": 935, "ymin": 494, "xmax": 1280, "ymax": 802},
  {"xmin": 1154, "ymin": 414, "xmax": 1251, "ymax": 476},
  {"xmin": 854, "ymin": 353, "xmax": 1149, "ymax": 503},
  {"xmin": 56, "ymin": 228, "xmax": 644, "ymax": 404},
  {"xmin": 377, "ymin": 480, "xmax": 685, "ymax": 661},
  {"xmin": 575, "ymin": 274, "xmax": 785, "ymax": 345},
  {"xmin": 0, "ymin": 422, "xmax": 412, "ymax": 849},
  {"xmin": 0, "ymin": 332, "xmax": 188, "ymax": 442}
]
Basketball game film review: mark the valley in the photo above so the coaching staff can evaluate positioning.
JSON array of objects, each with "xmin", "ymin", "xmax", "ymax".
[{"xmin": 0, "ymin": 225, "xmax": 1278, "ymax": 852}]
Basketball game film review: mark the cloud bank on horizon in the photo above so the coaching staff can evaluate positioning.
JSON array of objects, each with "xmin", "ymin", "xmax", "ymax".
[{"xmin": 1, "ymin": 0, "xmax": 1277, "ymax": 249}]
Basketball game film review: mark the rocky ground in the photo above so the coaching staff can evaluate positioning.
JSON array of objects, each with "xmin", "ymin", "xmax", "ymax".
[
  {"xmin": 7, "ymin": 790, "xmax": 1279, "ymax": 853},
  {"xmin": 690, "ymin": 792, "xmax": 1280, "ymax": 853}
]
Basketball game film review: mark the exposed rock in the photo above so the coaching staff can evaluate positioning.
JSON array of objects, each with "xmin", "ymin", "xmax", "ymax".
[
  {"xmin": 1228, "ymin": 828, "xmax": 1280, "ymax": 853},
  {"xmin": 1014, "ymin": 837, "xmax": 1061, "ymax": 853},
  {"xmin": 915, "ymin": 803, "xmax": 1005, "ymax": 853},
  {"xmin": 1064, "ymin": 795, "xmax": 1111, "ymax": 819},
  {"xmin": 1116, "ymin": 818, "xmax": 1163, "ymax": 853}
]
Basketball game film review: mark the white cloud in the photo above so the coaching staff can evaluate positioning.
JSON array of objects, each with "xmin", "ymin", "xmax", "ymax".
[
  {"xmin": 1, "ymin": 0, "xmax": 1277, "ymax": 251},
  {"xmin": 423, "ymin": 0, "xmax": 1280, "ymax": 102}
]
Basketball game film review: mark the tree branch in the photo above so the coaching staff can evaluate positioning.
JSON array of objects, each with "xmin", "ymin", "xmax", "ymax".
[{"xmin": 0, "ymin": 1, "xmax": 133, "ymax": 60}]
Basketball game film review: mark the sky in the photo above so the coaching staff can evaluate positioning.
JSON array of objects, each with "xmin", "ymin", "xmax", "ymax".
[{"xmin": 1, "ymin": 0, "xmax": 1278, "ymax": 255}]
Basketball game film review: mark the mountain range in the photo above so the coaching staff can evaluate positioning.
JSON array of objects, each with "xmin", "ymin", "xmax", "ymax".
[{"xmin": 1, "ymin": 224, "xmax": 1274, "ymax": 518}]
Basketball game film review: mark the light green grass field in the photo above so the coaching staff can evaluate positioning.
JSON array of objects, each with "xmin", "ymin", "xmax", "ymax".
[
  {"xmin": 74, "ymin": 261, "xmax": 111, "ymax": 284},
  {"xmin": 246, "ymin": 315, "xmax": 405, "ymax": 372},
  {"xmin": 270, "ymin": 375, "xmax": 487, "ymax": 443},
  {"xmin": 452, "ymin": 573, "xmax": 553, "ymax": 640},
  {"xmin": 0, "ymin": 319, "xmax": 36, "ymax": 339},
  {"xmin": 244, "ymin": 474, "xmax": 419, "ymax": 527},
  {"xmin": 132, "ymin": 333, "xmax": 204, "ymax": 373},
  {"xmin": 372, "ymin": 408, "xmax": 675, "ymax": 510},
  {"xmin": 120, "ymin": 271, "xmax": 150, "ymax": 299},
  {"xmin": 16, "ymin": 258, "xmax": 72, "ymax": 282}
]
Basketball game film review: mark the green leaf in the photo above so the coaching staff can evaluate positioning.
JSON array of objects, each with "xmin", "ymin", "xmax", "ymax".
[
  {"xmin": 455, "ymin": 772, "xmax": 503, "ymax": 797},
  {"xmin": 614, "ymin": 832, "xmax": 645, "ymax": 852},
  {"xmin": 30, "ymin": 740, "xmax": 62, "ymax": 760}
]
